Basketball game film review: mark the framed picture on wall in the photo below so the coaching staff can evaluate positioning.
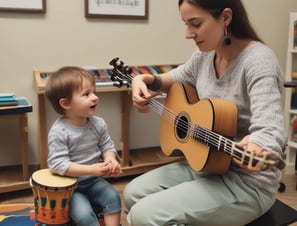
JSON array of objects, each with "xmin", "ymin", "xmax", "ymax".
[
  {"xmin": 85, "ymin": 0, "xmax": 148, "ymax": 19},
  {"xmin": 0, "ymin": 0, "xmax": 46, "ymax": 13}
]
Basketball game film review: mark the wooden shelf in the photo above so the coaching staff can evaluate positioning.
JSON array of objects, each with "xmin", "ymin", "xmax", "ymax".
[
  {"xmin": 288, "ymin": 141, "xmax": 297, "ymax": 150},
  {"xmin": 119, "ymin": 147, "xmax": 183, "ymax": 177},
  {"xmin": 289, "ymin": 49, "xmax": 297, "ymax": 53},
  {"xmin": 0, "ymin": 165, "xmax": 38, "ymax": 193},
  {"xmin": 0, "ymin": 147, "xmax": 183, "ymax": 194},
  {"xmin": 284, "ymin": 12, "xmax": 297, "ymax": 168},
  {"xmin": 0, "ymin": 99, "xmax": 33, "ymax": 193}
]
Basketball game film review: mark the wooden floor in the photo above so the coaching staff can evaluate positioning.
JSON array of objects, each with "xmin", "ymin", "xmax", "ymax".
[{"xmin": 0, "ymin": 171, "xmax": 296, "ymax": 226}]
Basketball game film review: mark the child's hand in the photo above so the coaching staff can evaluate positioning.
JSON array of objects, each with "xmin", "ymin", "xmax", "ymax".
[
  {"xmin": 104, "ymin": 158, "xmax": 122, "ymax": 176},
  {"xmin": 103, "ymin": 152, "xmax": 122, "ymax": 176},
  {"xmin": 92, "ymin": 162, "xmax": 112, "ymax": 176},
  {"xmin": 66, "ymin": 160, "xmax": 121, "ymax": 177}
]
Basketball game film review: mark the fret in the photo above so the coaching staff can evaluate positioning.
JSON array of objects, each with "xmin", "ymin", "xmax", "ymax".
[{"xmin": 193, "ymin": 125, "xmax": 232, "ymax": 153}]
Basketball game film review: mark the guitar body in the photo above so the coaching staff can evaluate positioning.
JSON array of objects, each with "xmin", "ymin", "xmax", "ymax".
[{"xmin": 160, "ymin": 83, "xmax": 238, "ymax": 174}]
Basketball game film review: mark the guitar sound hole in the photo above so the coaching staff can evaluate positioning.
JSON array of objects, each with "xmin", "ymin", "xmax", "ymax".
[{"xmin": 175, "ymin": 115, "xmax": 189, "ymax": 141}]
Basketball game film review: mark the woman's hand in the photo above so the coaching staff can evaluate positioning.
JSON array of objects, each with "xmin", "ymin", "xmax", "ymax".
[
  {"xmin": 233, "ymin": 135, "xmax": 276, "ymax": 172},
  {"xmin": 131, "ymin": 74, "xmax": 157, "ymax": 113},
  {"xmin": 132, "ymin": 72, "xmax": 172, "ymax": 113}
]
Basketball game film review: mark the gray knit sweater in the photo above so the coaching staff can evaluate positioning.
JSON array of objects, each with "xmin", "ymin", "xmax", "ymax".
[
  {"xmin": 47, "ymin": 116, "xmax": 117, "ymax": 181},
  {"xmin": 170, "ymin": 42, "xmax": 287, "ymax": 194}
]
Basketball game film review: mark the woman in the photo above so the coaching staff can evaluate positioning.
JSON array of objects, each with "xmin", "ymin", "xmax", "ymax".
[{"xmin": 123, "ymin": 0, "xmax": 287, "ymax": 225}]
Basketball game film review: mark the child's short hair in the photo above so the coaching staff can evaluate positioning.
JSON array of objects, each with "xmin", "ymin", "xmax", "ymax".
[{"xmin": 45, "ymin": 66, "xmax": 96, "ymax": 115}]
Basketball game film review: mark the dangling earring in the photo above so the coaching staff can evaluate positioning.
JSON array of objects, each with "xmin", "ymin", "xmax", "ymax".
[{"xmin": 224, "ymin": 26, "xmax": 232, "ymax": 45}]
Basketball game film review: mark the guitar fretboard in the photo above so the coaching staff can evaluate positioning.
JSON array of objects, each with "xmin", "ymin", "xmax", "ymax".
[{"xmin": 193, "ymin": 125, "xmax": 260, "ymax": 167}]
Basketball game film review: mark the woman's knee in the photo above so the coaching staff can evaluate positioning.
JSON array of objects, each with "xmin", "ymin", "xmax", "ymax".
[
  {"xmin": 123, "ymin": 182, "xmax": 137, "ymax": 210},
  {"xmin": 127, "ymin": 202, "xmax": 151, "ymax": 225}
]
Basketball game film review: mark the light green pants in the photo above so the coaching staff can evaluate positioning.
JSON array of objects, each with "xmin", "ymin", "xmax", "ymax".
[{"xmin": 123, "ymin": 160, "xmax": 274, "ymax": 226}]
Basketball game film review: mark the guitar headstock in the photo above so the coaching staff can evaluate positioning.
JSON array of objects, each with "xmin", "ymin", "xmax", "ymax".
[{"xmin": 109, "ymin": 57, "xmax": 132, "ymax": 88}]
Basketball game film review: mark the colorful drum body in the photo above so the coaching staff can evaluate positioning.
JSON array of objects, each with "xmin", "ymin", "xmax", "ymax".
[{"xmin": 30, "ymin": 168, "xmax": 77, "ymax": 225}]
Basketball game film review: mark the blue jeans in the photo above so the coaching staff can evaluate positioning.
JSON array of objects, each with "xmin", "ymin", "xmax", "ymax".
[{"xmin": 70, "ymin": 177, "xmax": 121, "ymax": 226}]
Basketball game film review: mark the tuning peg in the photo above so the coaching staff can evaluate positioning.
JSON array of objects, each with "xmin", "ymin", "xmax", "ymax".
[
  {"xmin": 109, "ymin": 57, "xmax": 119, "ymax": 67},
  {"xmin": 123, "ymin": 80, "xmax": 130, "ymax": 87},
  {"xmin": 119, "ymin": 61, "xmax": 125, "ymax": 68},
  {"xmin": 113, "ymin": 81, "xmax": 121, "ymax": 87},
  {"xmin": 124, "ymin": 66, "xmax": 132, "ymax": 74}
]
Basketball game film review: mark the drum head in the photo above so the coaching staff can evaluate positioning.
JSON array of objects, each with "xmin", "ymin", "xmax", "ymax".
[{"xmin": 32, "ymin": 168, "xmax": 76, "ymax": 188}]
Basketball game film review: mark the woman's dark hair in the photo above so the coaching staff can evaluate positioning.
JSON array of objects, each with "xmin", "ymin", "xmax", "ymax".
[{"xmin": 178, "ymin": 0, "xmax": 263, "ymax": 42}]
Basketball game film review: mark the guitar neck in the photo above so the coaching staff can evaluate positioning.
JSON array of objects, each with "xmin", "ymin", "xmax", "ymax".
[{"xmin": 193, "ymin": 125, "xmax": 260, "ymax": 167}]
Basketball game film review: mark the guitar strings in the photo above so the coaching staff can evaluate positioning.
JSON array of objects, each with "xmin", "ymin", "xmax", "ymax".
[{"xmin": 118, "ymin": 72, "xmax": 267, "ymax": 168}]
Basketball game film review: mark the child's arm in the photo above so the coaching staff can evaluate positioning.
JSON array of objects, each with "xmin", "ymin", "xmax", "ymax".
[
  {"xmin": 64, "ymin": 161, "xmax": 111, "ymax": 177},
  {"xmin": 64, "ymin": 152, "xmax": 122, "ymax": 177}
]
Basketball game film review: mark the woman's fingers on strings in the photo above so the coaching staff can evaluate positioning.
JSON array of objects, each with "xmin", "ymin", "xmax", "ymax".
[{"xmin": 233, "ymin": 148, "xmax": 279, "ymax": 172}]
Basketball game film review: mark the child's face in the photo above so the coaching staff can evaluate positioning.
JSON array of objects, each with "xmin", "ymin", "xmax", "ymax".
[{"xmin": 67, "ymin": 78, "xmax": 98, "ymax": 120}]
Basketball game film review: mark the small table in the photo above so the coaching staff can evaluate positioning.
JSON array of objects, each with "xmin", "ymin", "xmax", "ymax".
[{"xmin": 0, "ymin": 97, "xmax": 32, "ymax": 193}]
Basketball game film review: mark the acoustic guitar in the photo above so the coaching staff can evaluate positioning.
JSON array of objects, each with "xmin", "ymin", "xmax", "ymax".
[{"xmin": 109, "ymin": 57, "xmax": 285, "ymax": 174}]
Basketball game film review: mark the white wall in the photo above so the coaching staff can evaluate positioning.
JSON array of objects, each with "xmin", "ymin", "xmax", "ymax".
[
  {"xmin": 0, "ymin": 0, "xmax": 296, "ymax": 166},
  {"xmin": 243, "ymin": 0, "xmax": 297, "ymax": 70}
]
